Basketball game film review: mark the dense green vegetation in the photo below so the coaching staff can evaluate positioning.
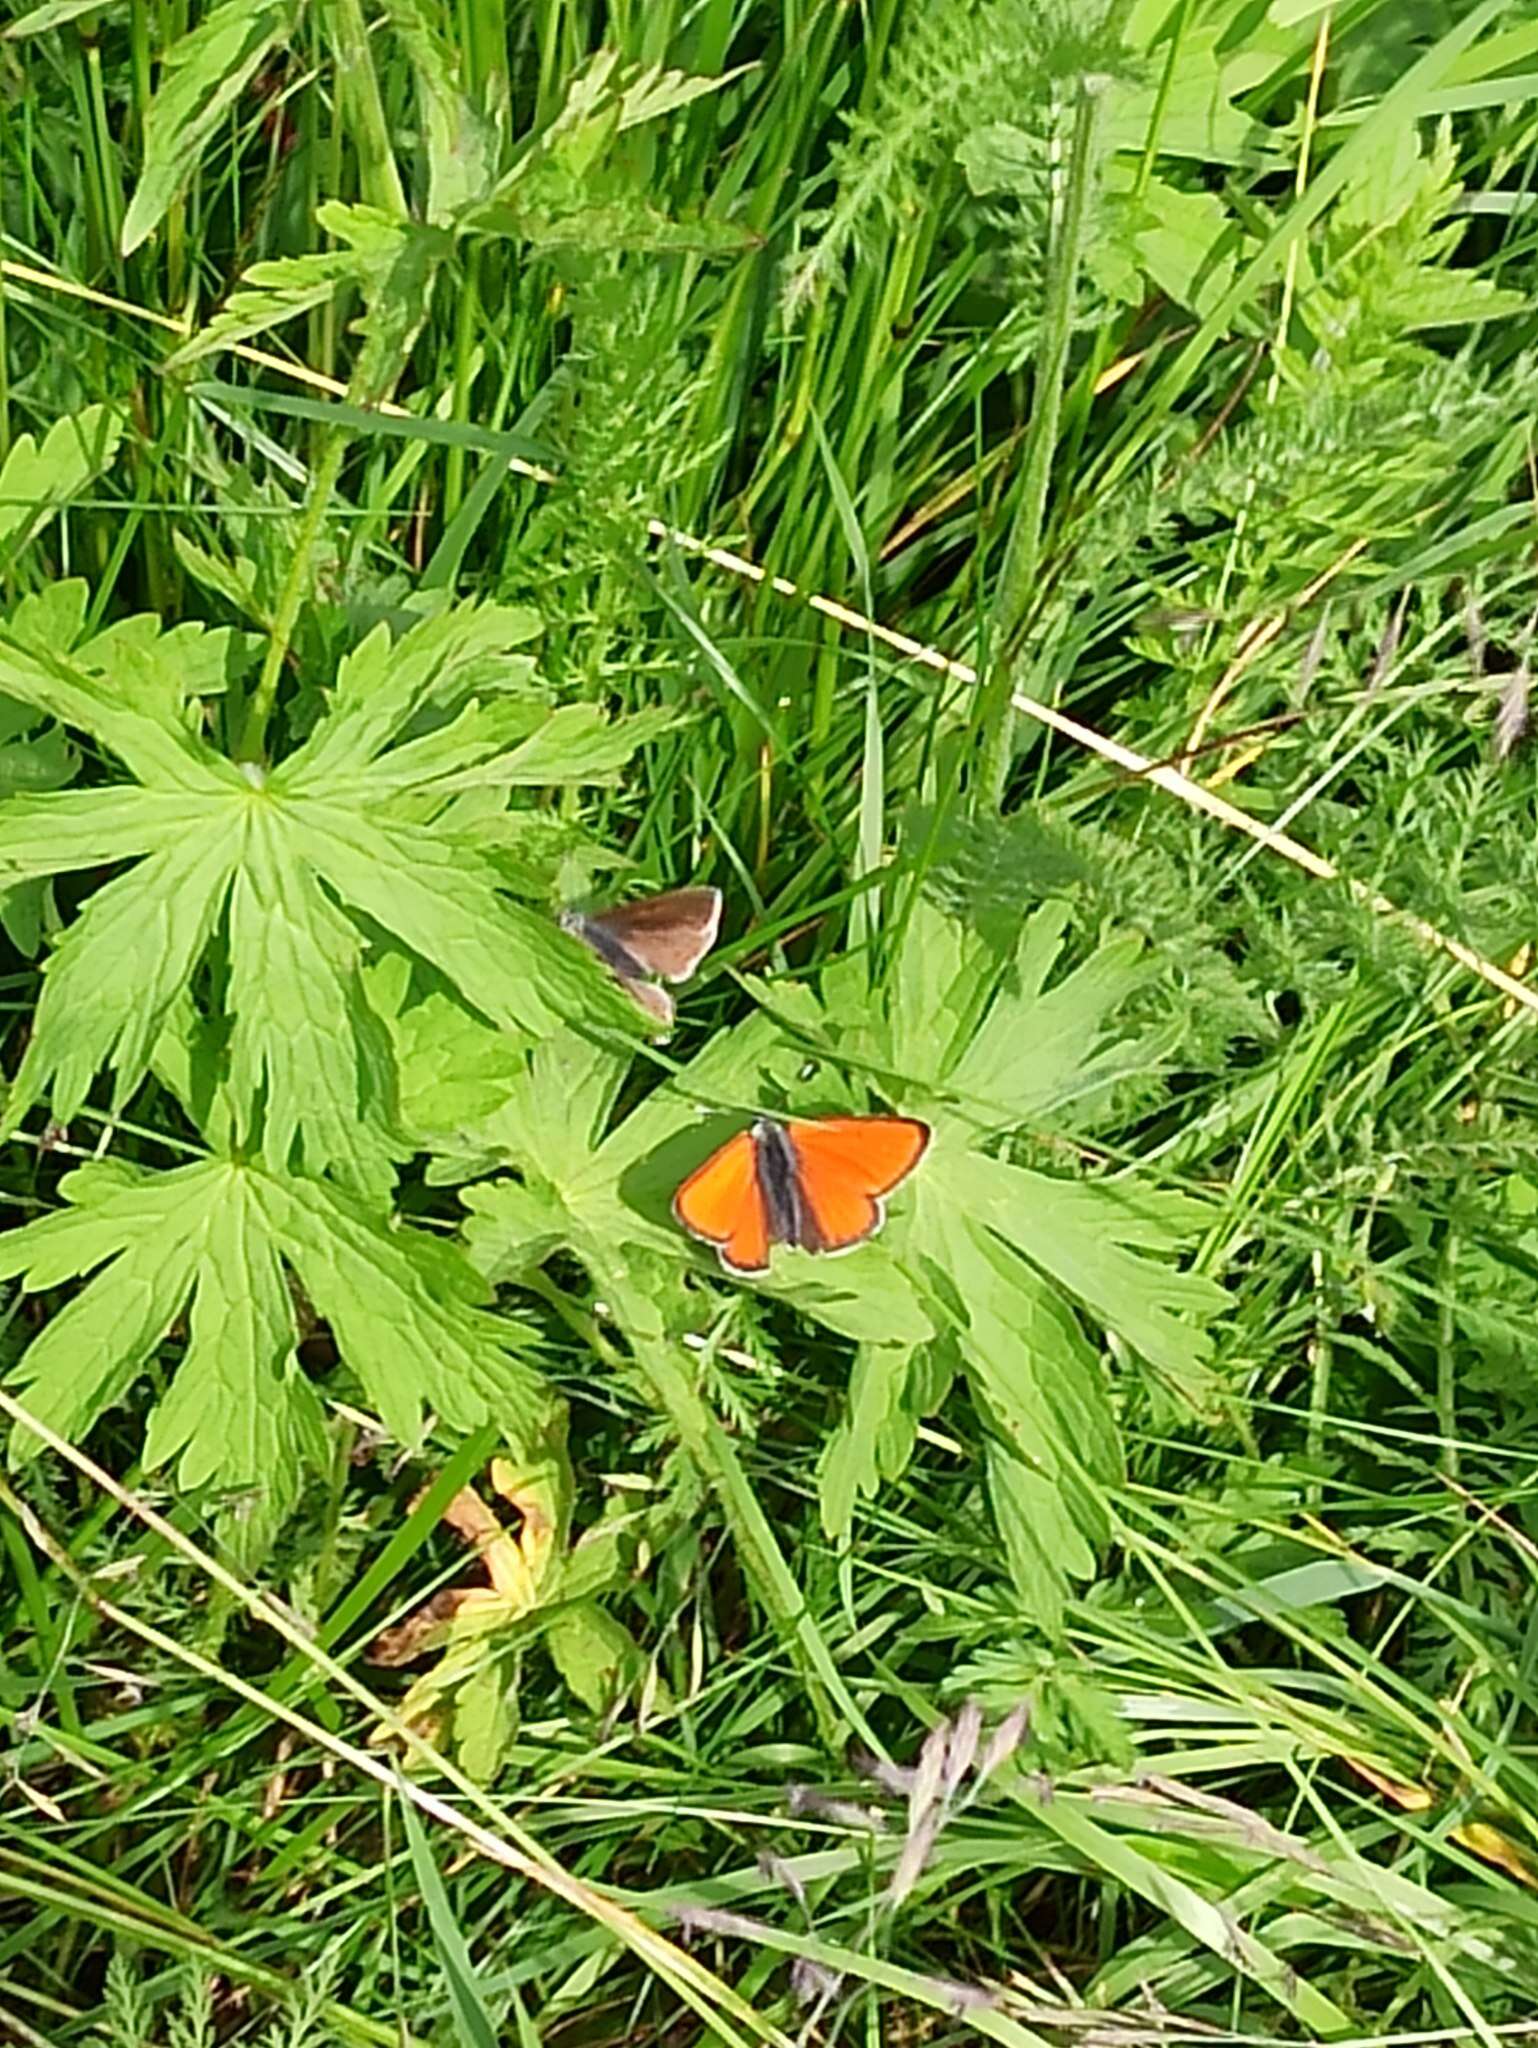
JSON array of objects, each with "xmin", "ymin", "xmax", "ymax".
[{"xmin": 5, "ymin": 0, "xmax": 1538, "ymax": 2039}]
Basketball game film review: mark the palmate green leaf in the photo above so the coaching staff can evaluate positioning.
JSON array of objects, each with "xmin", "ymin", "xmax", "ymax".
[
  {"xmin": 938, "ymin": 1153, "xmax": 1225, "ymax": 1408},
  {"xmin": 817, "ymin": 1342, "xmax": 954, "ymax": 1540},
  {"xmin": 0, "ymin": 601, "xmax": 639, "ymax": 1173},
  {"xmin": 448, "ymin": 1008, "xmax": 937, "ymax": 1344},
  {"xmin": 383, "ymin": 988, "xmax": 525, "ymax": 1148},
  {"xmin": 516, "ymin": 46, "xmax": 746, "ymax": 173},
  {"xmin": 888, "ymin": 897, "xmax": 1151, "ymax": 1133},
  {"xmin": 3, "ymin": 577, "xmax": 259, "ymax": 724},
  {"xmin": 0, "ymin": 1151, "xmax": 552, "ymax": 1559},
  {"xmin": 914, "ymin": 1186, "xmax": 1119, "ymax": 1627},
  {"xmin": 545, "ymin": 1602, "xmax": 649, "ymax": 1714},
  {"xmin": 0, "ymin": 718, "xmax": 74, "ymax": 798},
  {"xmin": 442, "ymin": 703, "xmax": 678, "ymax": 788},
  {"xmin": 0, "ymin": 404, "xmax": 123, "ymax": 560},
  {"xmin": 0, "ymin": 673, "xmax": 77, "ymax": 957},
  {"xmin": 120, "ymin": 0, "xmax": 289, "ymax": 256},
  {"xmin": 729, "ymin": 900, "xmax": 1213, "ymax": 1603}
]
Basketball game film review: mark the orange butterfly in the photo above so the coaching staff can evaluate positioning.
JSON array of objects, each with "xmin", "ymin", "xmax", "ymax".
[{"xmin": 672, "ymin": 1114, "xmax": 930, "ymax": 1274}]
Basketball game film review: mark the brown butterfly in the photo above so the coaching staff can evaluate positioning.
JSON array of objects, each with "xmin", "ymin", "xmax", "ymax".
[{"xmin": 560, "ymin": 885, "xmax": 722, "ymax": 1030}]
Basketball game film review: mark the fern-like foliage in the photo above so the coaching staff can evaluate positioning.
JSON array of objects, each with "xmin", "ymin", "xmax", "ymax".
[{"xmin": 784, "ymin": 0, "xmax": 1170, "ymax": 318}]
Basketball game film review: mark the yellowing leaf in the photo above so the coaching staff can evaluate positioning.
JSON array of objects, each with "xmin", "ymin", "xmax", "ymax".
[
  {"xmin": 1342, "ymin": 1755, "xmax": 1434, "ymax": 1810},
  {"xmin": 1451, "ymin": 1821, "xmax": 1538, "ymax": 1888}
]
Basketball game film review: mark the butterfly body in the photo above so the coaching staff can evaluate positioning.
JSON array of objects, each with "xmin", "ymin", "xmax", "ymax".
[
  {"xmin": 673, "ymin": 1114, "xmax": 930, "ymax": 1274},
  {"xmin": 561, "ymin": 886, "xmax": 722, "ymax": 1029}
]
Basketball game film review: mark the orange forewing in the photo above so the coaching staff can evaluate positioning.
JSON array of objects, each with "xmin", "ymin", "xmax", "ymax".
[
  {"xmin": 671, "ymin": 1128, "xmax": 771, "ymax": 1273},
  {"xmin": 784, "ymin": 1116, "xmax": 930, "ymax": 1253}
]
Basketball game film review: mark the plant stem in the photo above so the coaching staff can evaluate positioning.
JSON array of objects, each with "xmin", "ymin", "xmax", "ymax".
[
  {"xmin": 237, "ymin": 428, "xmax": 349, "ymax": 762},
  {"xmin": 976, "ymin": 75, "xmax": 1106, "ymax": 811},
  {"xmin": 641, "ymin": 1335, "xmax": 872, "ymax": 1755},
  {"xmin": 598, "ymin": 1267, "xmax": 880, "ymax": 1758}
]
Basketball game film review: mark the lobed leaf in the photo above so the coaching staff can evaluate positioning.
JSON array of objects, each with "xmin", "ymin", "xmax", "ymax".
[
  {"xmin": 0, "ymin": 1153, "xmax": 555, "ymax": 1544},
  {"xmin": 224, "ymin": 812, "xmax": 398, "ymax": 1190},
  {"xmin": 955, "ymin": 1153, "xmax": 1224, "ymax": 1402},
  {"xmin": 7, "ymin": 821, "xmax": 242, "ymax": 1126},
  {"xmin": 818, "ymin": 1343, "xmax": 952, "ymax": 1540},
  {"xmin": 0, "ymin": 405, "xmax": 123, "ymax": 560},
  {"xmin": 0, "ymin": 603, "xmax": 636, "ymax": 1170},
  {"xmin": 166, "ymin": 205, "xmax": 449, "ymax": 375}
]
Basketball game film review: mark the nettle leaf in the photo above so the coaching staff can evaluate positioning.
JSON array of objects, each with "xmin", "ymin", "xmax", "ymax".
[
  {"xmin": 0, "ymin": 602, "xmax": 638, "ymax": 1177},
  {"xmin": 1101, "ymin": 25, "xmax": 1261, "ymax": 166},
  {"xmin": 0, "ymin": 405, "xmax": 123, "ymax": 562},
  {"xmin": 121, "ymin": 0, "xmax": 289, "ymax": 256},
  {"xmin": 0, "ymin": 1153, "xmax": 551, "ymax": 1563},
  {"xmin": 1090, "ymin": 164, "xmax": 1238, "ymax": 319}
]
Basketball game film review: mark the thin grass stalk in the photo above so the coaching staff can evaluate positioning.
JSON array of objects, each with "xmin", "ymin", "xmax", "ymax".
[
  {"xmin": 237, "ymin": 427, "xmax": 349, "ymax": 760},
  {"xmin": 0, "ymin": 1399, "xmax": 792, "ymax": 2048},
  {"xmin": 443, "ymin": 245, "xmax": 481, "ymax": 521},
  {"xmin": 977, "ymin": 74, "xmax": 1106, "ymax": 811},
  {"xmin": 12, "ymin": 262, "xmax": 1538, "ymax": 1021}
]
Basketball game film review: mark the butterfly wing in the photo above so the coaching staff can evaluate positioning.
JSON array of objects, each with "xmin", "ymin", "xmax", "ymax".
[
  {"xmin": 621, "ymin": 976, "xmax": 674, "ymax": 1030},
  {"xmin": 585, "ymin": 887, "xmax": 722, "ymax": 984},
  {"xmin": 782, "ymin": 1116, "xmax": 931, "ymax": 1254},
  {"xmin": 672, "ymin": 1128, "xmax": 772, "ymax": 1273}
]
